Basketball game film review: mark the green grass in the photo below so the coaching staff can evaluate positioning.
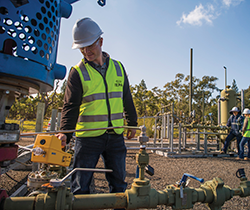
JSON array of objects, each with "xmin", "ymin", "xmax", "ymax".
[{"xmin": 6, "ymin": 119, "xmax": 50, "ymax": 133}]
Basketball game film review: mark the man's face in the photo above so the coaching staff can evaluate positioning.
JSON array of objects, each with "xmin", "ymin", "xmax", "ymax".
[
  {"xmin": 233, "ymin": 111, "xmax": 238, "ymax": 116},
  {"xmin": 80, "ymin": 38, "xmax": 103, "ymax": 63}
]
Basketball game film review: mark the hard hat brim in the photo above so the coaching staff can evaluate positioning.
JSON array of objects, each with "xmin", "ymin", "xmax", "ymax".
[
  {"xmin": 229, "ymin": 110, "xmax": 241, "ymax": 115},
  {"xmin": 72, "ymin": 33, "xmax": 103, "ymax": 49}
]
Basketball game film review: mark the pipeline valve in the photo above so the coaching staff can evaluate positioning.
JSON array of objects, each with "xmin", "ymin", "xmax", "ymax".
[
  {"xmin": 236, "ymin": 168, "xmax": 246, "ymax": 180},
  {"xmin": 177, "ymin": 173, "xmax": 204, "ymax": 198},
  {"xmin": 31, "ymin": 134, "xmax": 72, "ymax": 167},
  {"xmin": 145, "ymin": 165, "xmax": 154, "ymax": 176}
]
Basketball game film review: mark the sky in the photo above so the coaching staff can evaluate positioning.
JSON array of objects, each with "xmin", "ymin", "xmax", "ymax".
[{"xmin": 57, "ymin": 0, "xmax": 250, "ymax": 95}]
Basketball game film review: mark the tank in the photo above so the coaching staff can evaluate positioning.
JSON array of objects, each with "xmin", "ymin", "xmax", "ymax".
[{"xmin": 220, "ymin": 86, "xmax": 237, "ymax": 126}]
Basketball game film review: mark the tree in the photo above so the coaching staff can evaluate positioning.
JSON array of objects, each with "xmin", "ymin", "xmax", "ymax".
[
  {"xmin": 130, "ymin": 79, "xmax": 148, "ymax": 117},
  {"xmin": 244, "ymin": 86, "xmax": 250, "ymax": 109},
  {"xmin": 162, "ymin": 73, "xmax": 220, "ymax": 122},
  {"xmin": 231, "ymin": 79, "xmax": 239, "ymax": 94},
  {"xmin": 8, "ymin": 79, "xmax": 66, "ymax": 120}
]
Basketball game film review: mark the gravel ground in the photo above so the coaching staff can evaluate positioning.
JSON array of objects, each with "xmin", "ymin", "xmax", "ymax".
[
  {"xmin": 1, "ymin": 138, "xmax": 250, "ymax": 209},
  {"xmin": 93, "ymin": 150, "xmax": 250, "ymax": 210}
]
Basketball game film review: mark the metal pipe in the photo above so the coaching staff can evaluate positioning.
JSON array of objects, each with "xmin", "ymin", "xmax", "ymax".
[
  {"xmin": 127, "ymin": 147, "xmax": 170, "ymax": 150},
  {"xmin": 183, "ymin": 127, "xmax": 187, "ymax": 149},
  {"xmin": 153, "ymin": 117, "xmax": 157, "ymax": 147},
  {"xmin": 50, "ymin": 109, "xmax": 57, "ymax": 131},
  {"xmin": 178, "ymin": 123, "xmax": 182, "ymax": 153},
  {"xmin": 72, "ymin": 193, "xmax": 127, "ymax": 210},
  {"xmin": 170, "ymin": 103, "xmax": 174, "ymax": 152},
  {"xmin": 162, "ymin": 113, "xmax": 166, "ymax": 139},
  {"xmin": 241, "ymin": 89, "xmax": 245, "ymax": 112},
  {"xmin": 202, "ymin": 91, "xmax": 205, "ymax": 122},
  {"xmin": 204, "ymin": 134, "xmax": 208, "ymax": 155},
  {"xmin": 189, "ymin": 48, "xmax": 193, "ymax": 116},
  {"xmin": 50, "ymin": 168, "xmax": 113, "ymax": 187},
  {"xmin": 218, "ymin": 98, "xmax": 221, "ymax": 125},
  {"xmin": 224, "ymin": 66, "xmax": 227, "ymax": 90},
  {"xmin": 20, "ymin": 126, "xmax": 141, "ymax": 136},
  {"xmin": 3, "ymin": 177, "xmax": 250, "ymax": 210},
  {"xmin": 167, "ymin": 114, "xmax": 170, "ymax": 139}
]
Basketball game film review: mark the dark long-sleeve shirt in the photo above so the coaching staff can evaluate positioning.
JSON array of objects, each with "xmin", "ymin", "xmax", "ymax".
[
  {"xmin": 60, "ymin": 53, "xmax": 137, "ymax": 142},
  {"xmin": 226, "ymin": 114, "xmax": 244, "ymax": 135}
]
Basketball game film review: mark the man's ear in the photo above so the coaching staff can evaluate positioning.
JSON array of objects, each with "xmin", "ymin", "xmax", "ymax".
[{"xmin": 99, "ymin": 37, "xmax": 103, "ymax": 47}]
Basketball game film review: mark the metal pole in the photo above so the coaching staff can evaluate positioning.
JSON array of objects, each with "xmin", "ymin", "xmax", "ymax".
[
  {"xmin": 170, "ymin": 103, "xmax": 174, "ymax": 153},
  {"xmin": 224, "ymin": 66, "xmax": 227, "ymax": 90},
  {"xmin": 218, "ymin": 99, "xmax": 221, "ymax": 125},
  {"xmin": 202, "ymin": 91, "xmax": 205, "ymax": 123},
  {"xmin": 241, "ymin": 89, "xmax": 245, "ymax": 112},
  {"xmin": 178, "ymin": 123, "xmax": 182, "ymax": 153},
  {"xmin": 50, "ymin": 109, "xmax": 57, "ymax": 131},
  {"xmin": 163, "ymin": 113, "xmax": 166, "ymax": 139},
  {"xmin": 167, "ymin": 114, "xmax": 170, "ymax": 139},
  {"xmin": 153, "ymin": 117, "xmax": 157, "ymax": 147},
  {"xmin": 183, "ymin": 127, "xmax": 186, "ymax": 149},
  {"xmin": 189, "ymin": 48, "xmax": 193, "ymax": 116},
  {"xmin": 204, "ymin": 134, "xmax": 208, "ymax": 155},
  {"xmin": 195, "ymin": 129, "xmax": 200, "ymax": 151},
  {"xmin": 35, "ymin": 102, "xmax": 45, "ymax": 133},
  {"xmin": 57, "ymin": 112, "xmax": 61, "ymax": 131}
]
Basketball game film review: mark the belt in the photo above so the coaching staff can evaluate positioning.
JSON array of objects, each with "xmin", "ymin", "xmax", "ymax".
[{"xmin": 105, "ymin": 129, "xmax": 115, "ymax": 134}]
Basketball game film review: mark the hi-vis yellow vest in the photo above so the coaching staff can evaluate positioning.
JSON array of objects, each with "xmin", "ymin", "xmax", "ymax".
[
  {"xmin": 74, "ymin": 58, "xmax": 124, "ymax": 137},
  {"xmin": 243, "ymin": 118, "xmax": 250, "ymax": 138}
]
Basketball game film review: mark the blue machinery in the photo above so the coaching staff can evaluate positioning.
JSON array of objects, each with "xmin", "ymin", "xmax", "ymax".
[
  {"xmin": 0, "ymin": 0, "xmax": 106, "ymax": 126},
  {"xmin": 1, "ymin": 1, "xmax": 250, "ymax": 210}
]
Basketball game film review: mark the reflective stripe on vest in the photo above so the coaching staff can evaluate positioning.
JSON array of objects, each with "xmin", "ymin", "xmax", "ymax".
[
  {"xmin": 244, "ymin": 118, "xmax": 250, "ymax": 138},
  {"xmin": 82, "ymin": 92, "xmax": 123, "ymax": 103},
  {"xmin": 74, "ymin": 58, "xmax": 124, "ymax": 137},
  {"xmin": 78, "ymin": 113, "xmax": 123, "ymax": 122}
]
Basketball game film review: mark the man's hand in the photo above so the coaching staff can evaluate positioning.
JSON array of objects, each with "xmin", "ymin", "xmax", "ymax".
[
  {"xmin": 55, "ymin": 133, "xmax": 67, "ymax": 147},
  {"xmin": 126, "ymin": 129, "xmax": 136, "ymax": 139}
]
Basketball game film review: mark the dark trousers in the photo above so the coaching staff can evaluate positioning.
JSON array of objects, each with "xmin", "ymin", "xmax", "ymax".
[
  {"xmin": 71, "ymin": 132, "xmax": 127, "ymax": 195},
  {"xmin": 239, "ymin": 137, "xmax": 250, "ymax": 159},
  {"xmin": 223, "ymin": 131, "xmax": 242, "ymax": 155}
]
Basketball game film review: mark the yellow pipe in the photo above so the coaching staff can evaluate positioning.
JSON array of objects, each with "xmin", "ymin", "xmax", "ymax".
[
  {"xmin": 72, "ymin": 193, "xmax": 127, "ymax": 209},
  {"xmin": 2, "ymin": 179, "xmax": 250, "ymax": 210}
]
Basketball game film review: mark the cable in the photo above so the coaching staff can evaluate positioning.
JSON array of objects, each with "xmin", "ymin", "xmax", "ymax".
[{"xmin": 5, "ymin": 172, "xmax": 19, "ymax": 183}]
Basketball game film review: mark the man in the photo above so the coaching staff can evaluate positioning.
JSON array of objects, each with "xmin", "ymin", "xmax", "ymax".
[
  {"xmin": 56, "ymin": 17, "xmax": 138, "ymax": 195},
  {"xmin": 238, "ymin": 108, "xmax": 250, "ymax": 160},
  {"xmin": 221, "ymin": 107, "xmax": 244, "ymax": 155}
]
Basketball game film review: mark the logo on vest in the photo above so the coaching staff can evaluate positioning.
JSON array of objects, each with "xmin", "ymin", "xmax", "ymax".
[{"xmin": 115, "ymin": 80, "xmax": 122, "ymax": 87}]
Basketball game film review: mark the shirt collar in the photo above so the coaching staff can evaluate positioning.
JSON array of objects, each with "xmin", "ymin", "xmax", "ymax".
[{"xmin": 84, "ymin": 52, "xmax": 109, "ymax": 65}]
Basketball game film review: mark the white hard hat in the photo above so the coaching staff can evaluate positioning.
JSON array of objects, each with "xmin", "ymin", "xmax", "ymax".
[
  {"xmin": 243, "ymin": 108, "xmax": 250, "ymax": 115},
  {"xmin": 72, "ymin": 17, "xmax": 103, "ymax": 49},
  {"xmin": 229, "ymin": 106, "xmax": 240, "ymax": 114}
]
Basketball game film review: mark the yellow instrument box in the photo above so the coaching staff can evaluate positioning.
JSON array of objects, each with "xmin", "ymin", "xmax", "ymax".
[{"xmin": 31, "ymin": 134, "xmax": 72, "ymax": 167}]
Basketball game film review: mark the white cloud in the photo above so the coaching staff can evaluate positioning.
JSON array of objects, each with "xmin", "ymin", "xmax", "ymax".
[
  {"xmin": 177, "ymin": 4, "xmax": 216, "ymax": 26},
  {"xmin": 177, "ymin": 0, "xmax": 244, "ymax": 27},
  {"xmin": 222, "ymin": 0, "xmax": 244, "ymax": 7}
]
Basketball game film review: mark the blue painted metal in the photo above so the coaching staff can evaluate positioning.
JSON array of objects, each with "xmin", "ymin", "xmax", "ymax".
[
  {"xmin": 179, "ymin": 173, "xmax": 204, "ymax": 184},
  {"xmin": 97, "ymin": 0, "xmax": 106, "ymax": 7},
  {"xmin": 0, "ymin": 0, "xmax": 74, "ymax": 92}
]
